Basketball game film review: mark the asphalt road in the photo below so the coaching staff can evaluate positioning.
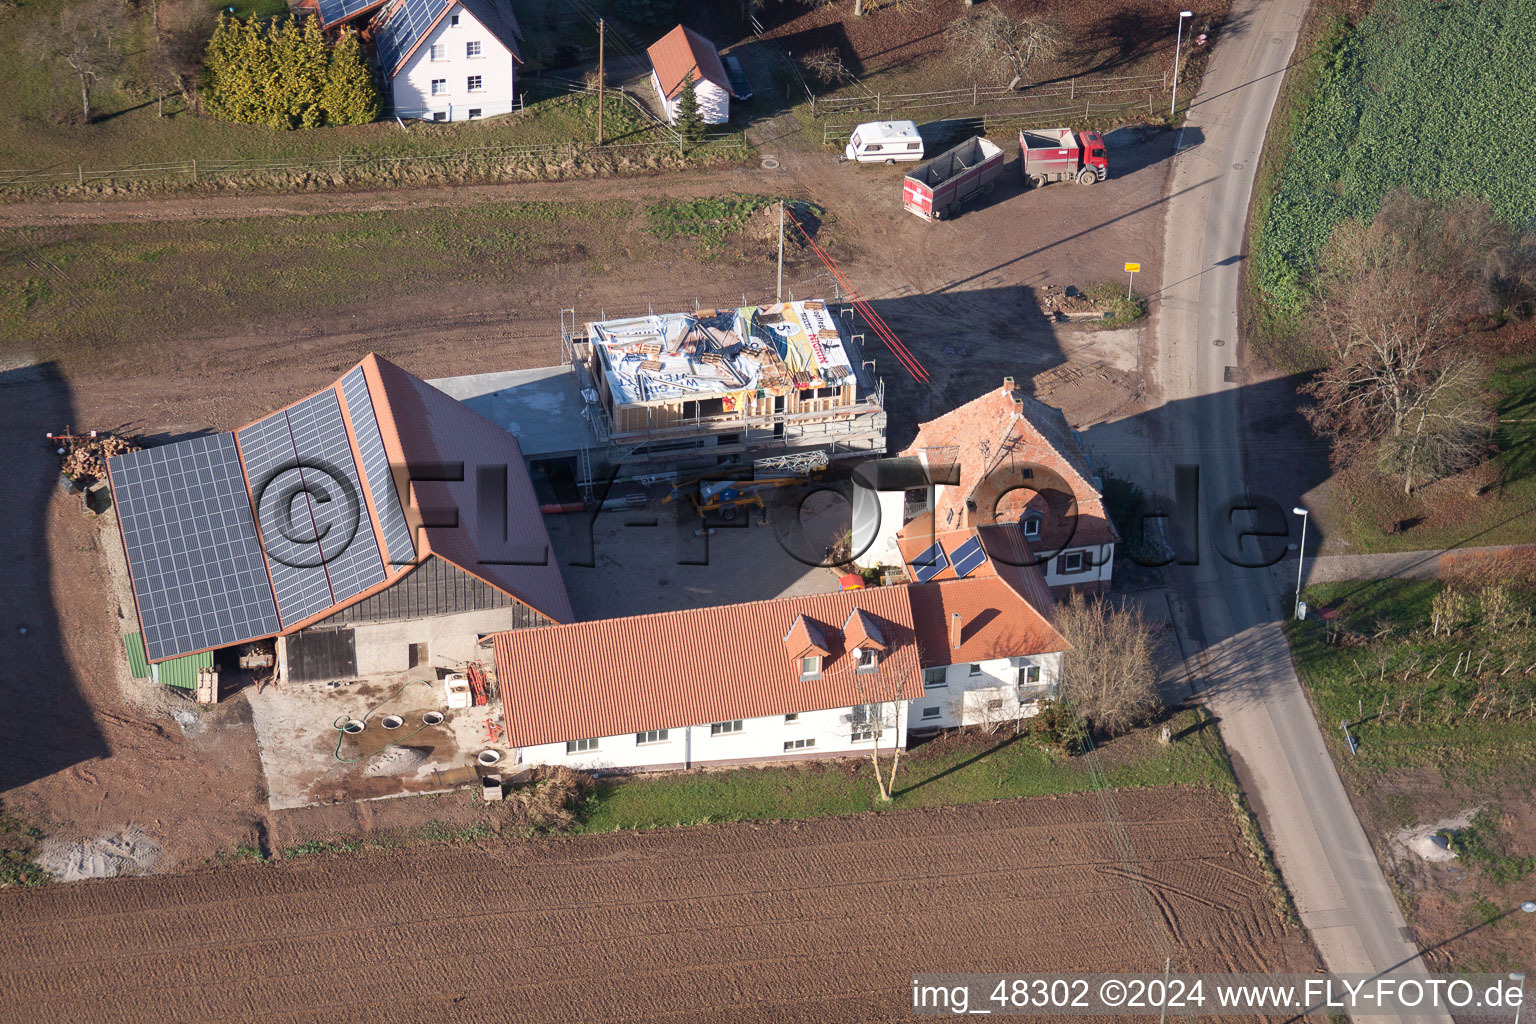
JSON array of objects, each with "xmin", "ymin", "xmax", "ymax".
[{"xmin": 1152, "ymin": 2, "xmax": 1449, "ymax": 1022}]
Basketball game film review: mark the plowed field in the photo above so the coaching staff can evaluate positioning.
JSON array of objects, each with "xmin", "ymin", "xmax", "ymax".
[{"xmin": 0, "ymin": 789, "xmax": 1313, "ymax": 1024}]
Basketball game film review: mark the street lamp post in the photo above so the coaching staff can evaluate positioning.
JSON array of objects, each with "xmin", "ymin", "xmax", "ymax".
[
  {"xmin": 1170, "ymin": 11, "xmax": 1194, "ymax": 118},
  {"xmin": 1292, "ymin": 506, "xmax": 1309, "ymax": 618},
  {"xmin": 1511, "ymin": 973, "xmax": 1525, "ymax": 1024}
]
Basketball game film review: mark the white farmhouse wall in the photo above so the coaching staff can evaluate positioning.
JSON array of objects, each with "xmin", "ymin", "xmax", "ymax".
[
  {"xmin": 393, "ymin": 4, "xmax": 516, "ymax": 122},
  {"xmin": 518, "ymin": 700, "xmax": 910, "ymax": 774},
  {"xmin": 906, "ymin": 651, "xmax": 1064, "ymax": 731},
  {"xmin": 1040, "ymin": 542, "xmax": 1114, "ymax": 590},
  {"xmin": 651, "ymin": 69, "xmax": 730, "ymax": 125},
  {"xmin": 852, "ymin": 484, "xmax": 908, "ymax": 568}
]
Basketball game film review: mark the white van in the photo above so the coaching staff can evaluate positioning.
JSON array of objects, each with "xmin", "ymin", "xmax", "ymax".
[{"xmin": 843, "ymin": 120, "xmax": 924, "ymax": 164}]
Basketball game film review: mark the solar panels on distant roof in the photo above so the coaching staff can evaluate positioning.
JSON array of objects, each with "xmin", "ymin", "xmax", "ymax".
[
  {"xmin": 314, "ymin": 0, "xmax": 385, "ymax": 27},
  {"xmin": 237, "ymin": 388, "xmax": 386, "ymax": 626},
  {"xmin": 108, "ymin": 434, "xmax": 281, "ymax": 662},
  {"xmin": 949, "ymin": 535, "xmax": 987, "ymax": 579},
  {"xmin": 340, "ymin": 366, "xmax": 416, "ymax": 568},
  {"xmin": 910, "ymin": 542, "xmax": 949, "ymax": 584}
]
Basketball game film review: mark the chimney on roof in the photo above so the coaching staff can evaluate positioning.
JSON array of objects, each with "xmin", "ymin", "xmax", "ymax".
[
  {"xmin": 1002, "ymin": 376, "xmax": 1015, "ymax": 395},
  {"xmin": 949, "ymin": 612, "xmax": 962, "ymax": 651}
]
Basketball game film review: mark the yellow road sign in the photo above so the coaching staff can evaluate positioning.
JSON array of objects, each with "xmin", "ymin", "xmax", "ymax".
[{"xmin": 1124, "ymin": 262, "xmax": 1141, "ymax": 273}]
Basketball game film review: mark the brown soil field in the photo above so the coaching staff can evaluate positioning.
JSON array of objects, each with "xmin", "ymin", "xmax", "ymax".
[{"xmin": 0, "ymin": 790, "xmax": 1315, "ymax": 1024}]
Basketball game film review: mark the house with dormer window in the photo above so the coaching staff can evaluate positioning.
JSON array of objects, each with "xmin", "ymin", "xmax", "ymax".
[{"xmin": 491, "ymin": 537, "xmax": 1068, "ymax": 774}]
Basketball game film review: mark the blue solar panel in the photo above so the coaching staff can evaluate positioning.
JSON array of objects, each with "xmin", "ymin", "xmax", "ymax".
[
  {"xmin": 315, "ymin": 0, "xmax": 385, "ymax": 28},
  {"xmin": 238, "ymin": 388, "xmax": 386, "ymax": 626},
  {"xmin": 108, "ymin": 435, "xmax": 281, "ymax": 661},
  {"xmin": 910, "ymin": 542, "xmax": 949, "ymax": 584},
  {"xmin": 949, "ymin": 535, "xmax": 987, "ymax": 579},
  {"xmin": 374, "ymin": 0, "xmax": 448, "ymax": 76},
  {"xmin": 340, "ymin": 366, "xmax": 416, "ymax": 568}
]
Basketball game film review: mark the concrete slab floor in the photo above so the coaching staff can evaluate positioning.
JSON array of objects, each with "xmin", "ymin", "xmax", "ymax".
[
  {"xmin": 249, "ymin": 674, "xmax": 505, "ymax": 811},
  {"xmin": 546, "ymin": 490, "xmax": 849, "ymax": 620}
]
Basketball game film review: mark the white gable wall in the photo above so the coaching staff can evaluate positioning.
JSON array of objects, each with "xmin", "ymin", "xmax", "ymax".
[
  {"xmin": 651, "ymin": 69, "xmax": 731, "ymax": 125},
  {"xmin": 907, "ymin": 652, "xmax": 1064, "ymax": 731},
  {"xmin": 393, "ymin": 3, "xmax": 516, "ymax": 122}
]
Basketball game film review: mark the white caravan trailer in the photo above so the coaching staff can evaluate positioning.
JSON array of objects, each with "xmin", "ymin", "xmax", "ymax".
[{"xmin": 842, "ymin": 120, "xmax": 924, "ymax": 164}]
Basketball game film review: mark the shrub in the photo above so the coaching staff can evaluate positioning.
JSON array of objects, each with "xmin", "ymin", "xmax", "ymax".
[
  {"xmin": 203, "ymin": 15, "xmax": 379, "ymax": 129},
  {"xmin": 673, "ymin": 72, "xmax": 705, "ymax": 143}
]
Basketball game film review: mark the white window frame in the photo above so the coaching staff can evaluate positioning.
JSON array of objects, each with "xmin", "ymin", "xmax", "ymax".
[
  {"xmin": 565, "ymin": 737, "xmax": 597, "ymax": 754},
  {"xmin": 466, "ymin": 74, "xmax": 483, "ymax": 93},
  {"xmin": 431, "ymin": 111, "xmax": 447, "ymax": 122},
  {"xmin": 635, "ymin": 729, "xmax": 669, "ymax": 745},
  {"xmin": 1020, "ymin": 664, "xmax": 1042, "ymax": 685},
  {"xmin": 430, "ymin": 79, "xmax": 448, "ymax": 96},
  {"xmin": 466, "ymin": 39, "xmax": 482, "ymax": 58},
  {"xmin": 799, "ymin": 655, "xmax": 821, "ymax": 679},
  {"xmin": 922, "ymin": 666, "xmax": 947, "ymax": 688},
  {"xmin": 968, "ymin": 663, "xmax": 982, "ymax": 676},
  {"xmin": 856, "ymin": 648, "xmax": 879, "ymax": 674},
  {"xmin": 1023, "ymin": 516, "xmax": 1041, "ymax": 537},
  {"xmin": 467, "ymin": 108, "xmax": 482, "ymax": 119},
  {"xmin": 429, "ymin": 43, "xmax": 446, "ymax": 61},
  {"xmin": 710, "ymin": 720, "xmax": 744, "ymax": 736},
  {"xmin": 784, "ymin": 713, "xmax": 799, "ymax": 723},
  {"xmin": 783, "ymin": 738, "xmax": 815, "ymax": 751},
  {"xmin": 851, "ymin": 727, "xmax": 874, "ymax": 742},
  {"xmin": 1062, "ymin": 550, "xmax": 1086, "ymax": 573},
  {"xmin": 920, "ymin": 705, "xmax": 941, "ymax": 720}
]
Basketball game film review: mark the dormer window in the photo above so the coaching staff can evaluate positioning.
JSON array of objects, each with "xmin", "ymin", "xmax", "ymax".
[
  {"xmin": 800, "ymin": 655, "xmax": 822, "ymax": 679},
  {"xmin": 1023, "ymin": 516, "xmax": 1041, "ymax": 537},
  {"xmin": 855, "ymin": 648, "xmax": 879, "ymax": 674}
]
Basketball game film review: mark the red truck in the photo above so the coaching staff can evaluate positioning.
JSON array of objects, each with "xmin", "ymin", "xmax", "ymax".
[
  {"xmin": 1019, "ymin": 128, "xmax": 1108, "ymax": 188},
  {"xmin": 901, "ymin": 136, "xmax": 1005, "ymax": 221}
]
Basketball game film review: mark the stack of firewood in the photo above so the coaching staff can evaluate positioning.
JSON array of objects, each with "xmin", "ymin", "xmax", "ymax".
[{"xmin": 60, "ymin": 433, "xmax": 140, "ymax": 483}]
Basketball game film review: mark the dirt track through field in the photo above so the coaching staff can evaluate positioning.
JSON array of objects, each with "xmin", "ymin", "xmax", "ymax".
[{"xmin": 0, "ymin": 790, "xmax": 1310, "ymax": 1024}]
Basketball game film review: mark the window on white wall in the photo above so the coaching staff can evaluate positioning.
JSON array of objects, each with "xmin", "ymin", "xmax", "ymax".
[
  {"xmin": 783, "ymin": 738, "xmax": 815, "ymax": 751},
  {"xmin": 799, "ymin": 656, "xmax": 821, "ymax": 679},
  {"xmin": 851, "ymin": 728, "xmax": 874, "ymax": 742},
  {"xmin": 920, "ymin": 706, "xmax": 941, "ymax": 720},
  {"xmin": 968, "ymin": 663, "xmax": 982, "ymax": 676},
  {"xmin": 923, "ymin": 667, "xmax": 947, "ymax": 688},
  {"xmin": 466, "ymin": 40, "xmax": 482, "ymax": 57},
  {"xmin": 449, "ymin": 13, "xmax": 459, "ymax": 25},
  {"xmin": 430, "ymin": 43, "xmax": 446, "ymax": 60},
  {"xmin": 467, "ymin": 108, "xmax": 482, "ymax": 119},
  {"xmin": 431, "ymin": 111, "xmax": 447, "ymax": 122},
  {"xmin": 784, "ymin": 713, "xmax": 799, "ymax": 723},
  {"xmin": 565, "ymin": 737, "xmax": 597, "ymax": 753},
  {"xmin": 710, "ymin": 720, "xmax": 743, "ymax": 736},
  {"xmin": 635, "ymin": 729, "xmax": 668, "ymax": 745},
  {"xmin": 1020, "ymin": 664, "xmax": 1042, "ymax": 685},
  {"xmin": 1062, "ymin": 551, "xmax": 1086, "ymax": 573},
  {"xmin": 467, "ymin": 75, "xmax": 482, "ymax": 92},
  {"xmin": 430, "ymin": 79, "xmax": 447, "ymax": 95}
]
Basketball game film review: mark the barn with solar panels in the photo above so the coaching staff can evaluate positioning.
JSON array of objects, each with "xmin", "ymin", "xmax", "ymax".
[
  {"xmin": 106, "ymin": 354, "xmax": 571, "ymax": 688},
  {"xmin": 299, "ymin": 0, "xmax": 523, "ymax": 122}
]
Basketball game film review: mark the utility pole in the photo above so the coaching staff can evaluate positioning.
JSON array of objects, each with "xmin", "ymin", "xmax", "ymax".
[
  {"xmin": 596, "ymin": 18, "xmax": 605, "ymax": 146},
  {"xmin": 1170, "ymin": 11, "xmax": 1193, "ymax": 118},
  {"xmin": 777, "ymin": 200, "xmax": 785, "ymax": 300}
]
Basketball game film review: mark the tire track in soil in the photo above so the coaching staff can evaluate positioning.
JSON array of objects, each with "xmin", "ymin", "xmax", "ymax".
[{"xmin": 1, "ymin": 791, "xmax": 1315, "ymax": 1024}]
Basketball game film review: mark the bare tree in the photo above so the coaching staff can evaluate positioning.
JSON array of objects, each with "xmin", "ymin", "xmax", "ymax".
[
  {"xmin": 944, "ymin": 8, "xmax": 1062, "ymax": 89},
  {"xmin": 32, "ymin": 0, "xmax": 127, "ymax": 124},
  {"xmin": 799, "ymin": 48, "xmax": 854, "ymax": 87},
  {"xmin": 851, "ymin": 677, "xmax": 906, "ymax": 801},
  {"xmin": 149, "ymin": 0, "xmax": 214, "ymax": 116},
  {"xmin": 1302, "ymin": 195, "xmax": 1501, "ymax": 494},
  {"xmin": 1055, "ymin": 593, "xmax": 1159, "ymax": 736}
]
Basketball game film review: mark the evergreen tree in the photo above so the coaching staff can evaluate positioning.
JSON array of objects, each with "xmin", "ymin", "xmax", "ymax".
[
  {"xmin": 321, "ymin": 28, "xmax": 380, "ymax": 125},
  {"xmin": 203, "ymin": 14, "xmax": 378, "ymax": 129},
  {"xmin": 674, "ymin": 72, "xmax": 705, "ymax": 143}
]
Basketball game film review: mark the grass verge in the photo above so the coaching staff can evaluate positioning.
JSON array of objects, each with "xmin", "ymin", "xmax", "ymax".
[
  {"xmin": 0, "ymin": 801, "xmax": 49, "ymax": 888},
  {"xmin": 575, "ymin": 708, "xmax": 1235, "ymax": 833}
]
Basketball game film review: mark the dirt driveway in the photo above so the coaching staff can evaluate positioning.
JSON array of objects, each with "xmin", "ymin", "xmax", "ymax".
[{"xmin": 0, "ymin": 789, "xmax": 1314, "ymax": 1024}]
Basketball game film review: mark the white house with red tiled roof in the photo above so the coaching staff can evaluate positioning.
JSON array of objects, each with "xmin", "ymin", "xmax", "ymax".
[
  {"xmin": 856, "ymin": 377, "xmax": 1118, "ymax": 594},
  {"xmin": 646, "ymin": 24, "xmax": 734, "ymax": 125},
  {"xmin": 492, "ymin": 545, "xmax": 1068, "ymax": 774}
]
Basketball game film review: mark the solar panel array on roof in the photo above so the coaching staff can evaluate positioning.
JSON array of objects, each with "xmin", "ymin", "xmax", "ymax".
[
  {"xmin": 374, "ymin": 0, "xmax": 447, "ymax": 76},
  {"xmin": 238, "ymin": 388, "xmax": 386, "ymax": 626},
  {"xmin": 949, "ymin": 534, "xmax": 988, "ymax": 579},
  {"xmin": 340, "ymin": 366, "xmax": 416, "ymax": 568},
  {"xmin": 109, "ymin": 434, "xmax": 281, "ymax": 662},
  {"xmin": 910, "ymin": 541, "xmax": 949, "ymax": 584},
  {"xmin": 315, "ymin": 0, "xmax": 385, "ymax": 27}
]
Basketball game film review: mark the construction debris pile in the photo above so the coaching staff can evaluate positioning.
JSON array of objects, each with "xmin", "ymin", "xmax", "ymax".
[
  {"xmin": 1038, "ymin": 285, "xmax": 1110, "ymax": 321},
  {"xmin": 51, "ymin": 430, "xmax": 140, "ymax": 486}
]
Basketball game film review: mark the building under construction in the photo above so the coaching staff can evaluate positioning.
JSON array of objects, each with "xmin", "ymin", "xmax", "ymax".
[{"xmin": 433, "ymin": 300, "xmax": 889, "ymax": 500}]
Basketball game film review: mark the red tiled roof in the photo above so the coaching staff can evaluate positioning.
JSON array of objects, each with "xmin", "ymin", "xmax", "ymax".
[
  {"xmin": 906, "ymin": 562, "xmax": 1068, "ymax": 668},
  {"xmin": 904, "ymin": 379, "xmax": 1118, "ymax": 547},
  {"xmin": 647, "ymin": 24, "xmax": 733, "ymax": 100},
  {"xmin": 361, "ymin": 354, "xmax": 573, "ymax": 625},
  {"xmin": 495, "ymin": 587, "xmax": 921, "ymax": 747},
  {"xmin": 895, "ymin": 524, "xmax": 995, "ymax": 583},
  {"xmin": 843, "ymin": 607, "xmax": 887, "ymax": 651},
  {"xmin": 783, "ymin": 613, "xmax": 831, "ymax": 659}
]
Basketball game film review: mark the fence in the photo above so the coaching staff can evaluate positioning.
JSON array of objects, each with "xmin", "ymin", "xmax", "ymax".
[
  {"xmin": 0, "ymin": 83, "xmax": 748, "ymax": 189},
  {"xmin": 808, "ymin": 71, "xmax": 1168, "ymax": 117},
  {"xmin": 821, "ymin": 94, "xmax": 1170, "ymax": 145}
]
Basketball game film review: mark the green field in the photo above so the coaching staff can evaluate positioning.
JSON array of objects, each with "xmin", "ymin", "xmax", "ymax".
[
  {"xmin": 1252, "ymin": 0, "xmax": 1536, "ymax": 327},
  {"xmin": 576, "ymin": 709, "xmax": 1236, "ymax": 833},
  {"xmin": 1287, "ymin": 579, "xmax": 1536, "ymax": 790}
]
